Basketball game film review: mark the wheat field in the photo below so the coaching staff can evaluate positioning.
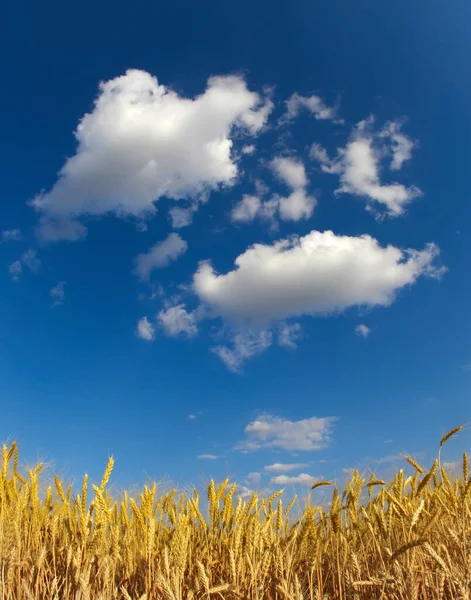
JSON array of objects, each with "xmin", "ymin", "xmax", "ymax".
[{"xmin": 0, "ymin": 427, "xmax": 469, "ymax": 600}]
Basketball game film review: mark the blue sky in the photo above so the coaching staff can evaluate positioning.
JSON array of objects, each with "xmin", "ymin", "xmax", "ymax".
[{"xmin": 1, "ymin": 0, "xmax": 470, "ymax": 497}]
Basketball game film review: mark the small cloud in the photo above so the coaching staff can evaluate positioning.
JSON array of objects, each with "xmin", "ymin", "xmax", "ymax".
[
  {"xmin": 372, "ymin": 454, "xmax": 404, "ymax": 464},
  {"xmin": 136, "ymin": 316, "xmax": 156, "ymax": 341},
  {"xmin": 383, "ymin": 439, "xmax": 394, "ymax": 444},
  {"xmin": 36, "ymin": 217, "xmax": 87, "ymax": 242},
  {"xmin": 169, "ymin": 207, "xmax": 195, "ymax": 229},
  {"xmin": 236, "ymin": 414, "xmax": 337, "ymax": 452},
  {"xmin": 278, "ymin": 323, "xmax": 303, "ymax": 349},
  {"xmin": 158, "ymin": 304, "xmax": 198, "ymax": 338},
  {"xmin": 281, "ymin": 92, "xmax": 341, "ymax": 124},
  {"xmin": 311, "ymin": 118, "xmax": 421, "ymax": 217},
  {"xmin": 242, "ymin": 144, "xmax": 256, "ymax": 155},
  {"xmin": 461, "ymin": 363, "xmax": 471, "ymax": 372},
  {"xmin": 212, "ymin": 330, "xmax": 272, "ymax": 374},
  {"xmin": 197, "ymin": 454, "xmax": 219, "ymax": 460},
  {"xmin": 246, "ymin": 472, "xmax": 261, "ymax": 485},
  {"xmin": 2, "ymin": 229, "xmax": 22, "ymax": 242},
  {"xmin": 133, "ymin": 233, "xmax": 187, "ymax": 280},
  {"xmin": 270, "ymin": 473, "xmax": 321, "ymax": 486},
  {"xmin": 264, "ymin": 463, "xmax": 309, "ymax": 473},
  {"xmin": 236, "ymin": 485, "xmax": 255, "ymax": 500},
  {"xmin": 355, "ymin": 324, "xmax": 372, "ymax": 338},
  {"xmin": 8, "ymin": 260, "xmax": 23, "ymax": 281},
  {"xmin": 188, "ymin": 414, "xmax": 197, "ymax": 420},
  {"xmin": 49, "ymin": 281, "xmax": 66, "ymax": 306},
  {"xmin": 21, "ymin": 249, "xmax": 41, "ymax": 273}
]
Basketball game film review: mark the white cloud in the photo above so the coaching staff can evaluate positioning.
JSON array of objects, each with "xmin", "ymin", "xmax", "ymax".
[
  {"xmin": 271, "ymin": 157, "xmax": 308, "ymax": 189},
  {"xmin": 236, "ymin": 485, "xmax": 255, "ymax": 500},
  {"xmin": 282, "ymin": 93, "xmax": 340, "ymax": 122},
  {"xmin": 264, "ymin": 462, "xmax": 309, "ymax": 473},
  {"xmin": 197, "ymin": 454, "xmax": 219, "ymax": 460},
  {"xmin": 50, "ymin": 281, "xmax": 66, "ymax": 306},
  {"xmin": 231, "ymin": 158, "xmax": 315, "ymax": 225},
  {"xmin": 278, "ymin": 189, "xmax": 316, "ymax": 221},
  {"xmin": 169, "ymin": 207, "xmax": 194, "ymax": 229},
  {"xmin": 246, "ymin": 472, "xmax": 261, "ymax": 485},
  {"xmin": 236, "ymin": 414, "xmax": 337, "ymax": 452},
  {"xmin": 242, "ymin": 144, "xmax": 256, "ymax": 155},
  {"xmin": 311, "ymin": 118, "xmax": 421, "ymax": 216},
  {"xmin": 134, "ymin": 233, "xmax": 187, "ymax": 280},
  {"xmin": 270, "ymin": 473, "xmax": 321, "ymax": 486},
  {"xmin": 271, "ymin": 157, "xmax": 316, "ymax": 221},
  {"xmin": 231, "ymin": 195, "xmax": 263, "ymax": 223},
  {"xmin": 443, "ymin": 461, "xmax": 461, "ymax": 476},
  {"xmin": 21, "ymin": 249, "xmax": 41, "ymax": 273},
  {"xmin": 193, "ymin": 230, "xmax": 445, "ymax": 327},
  {"xmin": 32, "ymin": 69, "xmax": 272, "ymax": 239},
  {"xmin": 187, "ymin": 414, "xmax": 197, "ymax": 420},
  {"xmin": 8, "ymin": 260, "xmax": 22, "ymax": 281},
  {"xmin": 158, "ymin": 304, "xmax": 198, "ymax": 337},
  {"xmin": 136, "ymin": 316, "xmax": 156, "ymax": 341},
  {"xmin": 36, "ymin": 217, "xmax": 87, "ymax": 242},
  {"xmin": 278, "ymin": 323, "xmax": 303, "ymax": 349},
  {"xmin": 379, "ymin": 120, "xmax": 415, "ymax": 170},
  {"xmin": 2, "ymin": 229, "xmax": 22, "ymax": 242},
  {"xmin": 355, "ymin": 324, "xmax": 371, "ymax": 338},
  {"xmin": 212, "ymin": 330, "xmax": 272, "ymax": 373}
]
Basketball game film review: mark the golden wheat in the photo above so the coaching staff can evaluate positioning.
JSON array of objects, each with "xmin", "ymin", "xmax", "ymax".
[{"xmin": 0, "ymin": 430, "xmax": 469, "ymax": 599}]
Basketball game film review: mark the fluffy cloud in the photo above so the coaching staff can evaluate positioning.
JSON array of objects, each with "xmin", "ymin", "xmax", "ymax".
[
  {"xmin": 277, "ymin": 323, "xmax": 303, "ymax": 349},
  {"xmin": 236, "ymin": 414, "xmax": 337, "ymax": 452},
  {"xmin": 136, "ymin": 316, "xmax": 156, "ymax": 341},
  {"xmin": 282, "ymin": 93, "xmax": 340, "ymax": 122},
  {"xmin": 212, "ymin": 330, "xmax": 272, "ymax": 373},
  {"xmin": 193, "ymin": 230, "xmax": 444, "ymax": 326},
  {"xmin": 231, "ymin": 157, "xmax": 315, "ymax": 225},
  {"xmin": 242, "ymin": 144, "xmax": 256, "ymax": 155},
  {"xmin": 231, "ymin": 195, "xmax": 264, "ymax": 223},
  {"xmin": 270, "ymin": 473, "xmax": 321, "ymax": 486},
  {"xmin": 355, "ymin": 324, "xmax": 371, "ymax": 338},
  {"xmin": 264, "ymin": 463, "xmax": 309, "ymax": 473},
  {"xmin": 158, "ymin": 304, "xmax": 198, "ymax": 337},
  {"xmin": 236, "ymin": 485, "xmax": 255, "ymax": 500},
  {"xmin": 197, "ymin": 454, "xmax": 219, "ymax": 460},
  {"xmin": 311, "ymin": 118, "xmax": 421, "ymax": 216},
  {"xmin": 32, "ymin": 69, "xmax": 273, "ymax": 240},
  {"xmin": 1, "ymin": 229, "xmax": 22, "ymax": 242},
  {"xmin": 134, "ymin": 233, "xmax": 187, "ymax": 280},
  {"xmin": 50, "ymin": 281, "xmax": 66, "ymax": 306},
  {"xmin": 271, "ymin": 157, "xmax": 308, "ymax": 189}
]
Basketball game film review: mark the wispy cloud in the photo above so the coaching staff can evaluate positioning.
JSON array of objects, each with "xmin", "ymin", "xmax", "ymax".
[
  {"xmin": 134, "ymin": 233, "xmax": 187, "ymax": 280},
  {"xmin": 236, "ymin": 414, "xmax": 337, "ymax": 452},
  {"xmin": 264, "ymin": 463, "xmax": 309, "ymax": 473},
  {"xmin": 2, "ymin": 229, "xmax": 22, "ymax": 242},
  {"xmin": 270, "ymin": 473, "xmax": 321, "ymax": 486},
  {"xmin": 49, "ymin": 281, "xmax": 66, "ymax": 306}
]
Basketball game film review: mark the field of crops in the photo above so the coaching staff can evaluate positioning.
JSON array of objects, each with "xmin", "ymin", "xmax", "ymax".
[{"xmin": 0, "ymin": 426, "xmax": 469, "ymax": 599}]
